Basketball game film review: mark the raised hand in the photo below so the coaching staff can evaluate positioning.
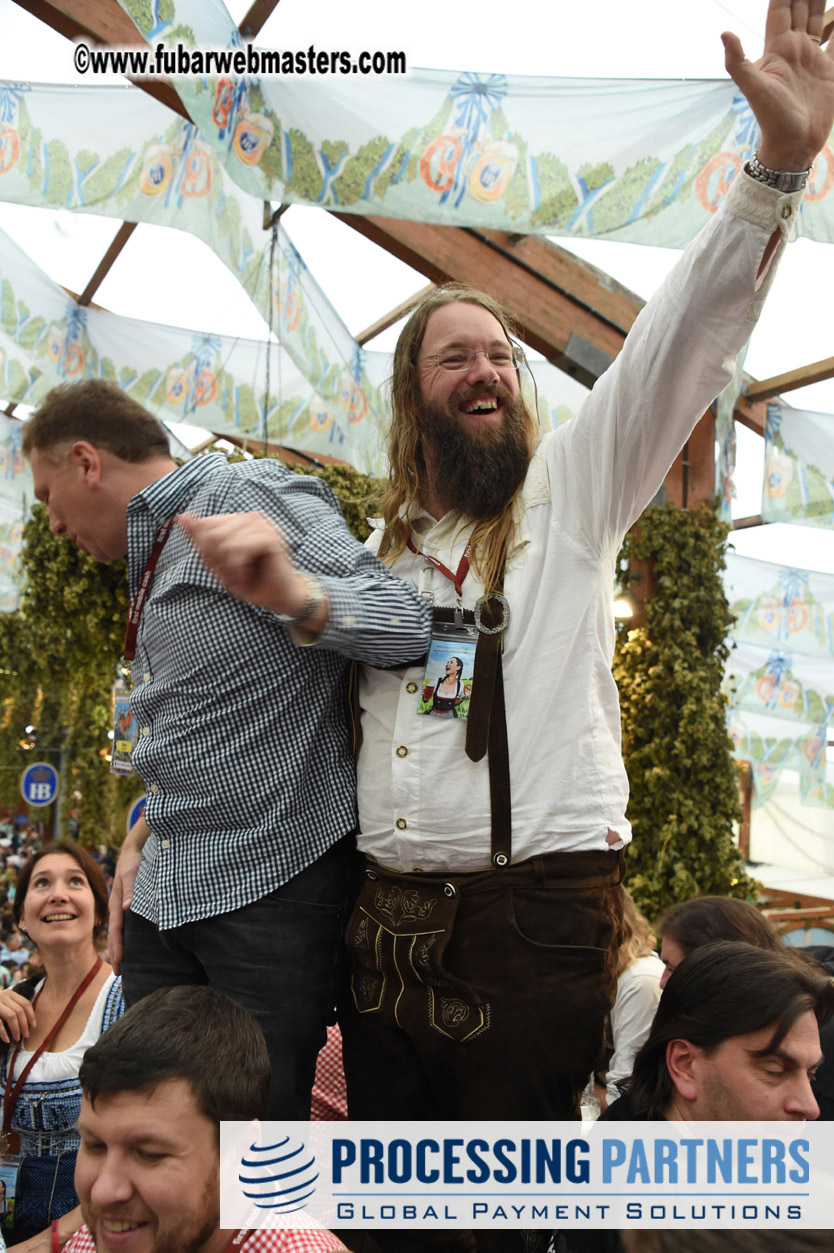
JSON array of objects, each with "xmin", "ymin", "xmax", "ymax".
[{"xmin": 723, "ymin": 0, "xmax": 834, "ymax": 170}]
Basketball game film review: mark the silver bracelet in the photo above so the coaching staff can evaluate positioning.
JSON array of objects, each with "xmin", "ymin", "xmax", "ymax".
[{"xmin": 744, "ymin": 151, "xmax": 812, "ymax": 194}]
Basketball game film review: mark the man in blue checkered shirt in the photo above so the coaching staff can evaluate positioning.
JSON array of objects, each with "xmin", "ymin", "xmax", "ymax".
[{"xmin": 23, "ymin": 379, "xmax": 431, "ymax": 1120}]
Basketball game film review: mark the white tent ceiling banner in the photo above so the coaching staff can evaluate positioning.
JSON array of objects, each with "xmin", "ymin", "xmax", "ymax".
[
  {"xmin": 800, "ymin": 765, "xmax": 834, "ymax": 809},
  {"xmin": 727, "ymin": 707, "xmax": 829, "ymax": 806},
  {"xmin": 724, "ymin": 553, "xmax": 834, "ymax": 660},
  {"xmin": 112, "ymin": 0, "xmax": 834, "ymax": 245},
  {"xmin": 0, "ymin": 224, "xmax": 387, "ymax": 473},
  {"xmin": 726, "ymin": 640, "xmax": 834, "ymax": 728},
  {"xmin": 762, "ymin": 400, "xmax": 834, "ymax": 529},
  {"xmin": 0, "ymin": 81, "xmax": 386, "ymax": 449},
  {"xmin": 0, "ymin": 416, "xmax": 29, "ymax": 613},
  {"xmin": 723, "ymin": 554, "xmax": 834, "ymax": 807}
]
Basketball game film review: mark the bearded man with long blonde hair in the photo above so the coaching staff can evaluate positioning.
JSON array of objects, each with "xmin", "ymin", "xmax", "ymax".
[{"xmin": 185, "ymin": 0, "xmax": 834, "ymax": 1145}]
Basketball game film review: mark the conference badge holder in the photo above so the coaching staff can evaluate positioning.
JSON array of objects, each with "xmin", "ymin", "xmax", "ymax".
[
  {"xmin": 417, "ymin": 613, "xmax": 477, "ymax": 720},
  {"xmin": 110, "ymin": 683, "xmax": 137, "ymax": 777}
]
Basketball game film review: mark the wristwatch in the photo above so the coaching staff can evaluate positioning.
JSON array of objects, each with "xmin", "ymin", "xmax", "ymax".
[
  {"xmin": 275, "ymin": 573, "xmax": 328, "ymax": 626},
  {"xmin": 744, "ymin": 152, "xmax": 812, "ymax": 194}
]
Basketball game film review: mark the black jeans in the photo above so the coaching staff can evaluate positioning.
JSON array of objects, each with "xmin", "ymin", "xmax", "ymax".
[
  {"xmin": 123, "ymin": 833, "xmax": 353, "ymax": 1120},
  {"xmin": 341, "ymin": 850, "xmax": 625, "ymax": 1121}
]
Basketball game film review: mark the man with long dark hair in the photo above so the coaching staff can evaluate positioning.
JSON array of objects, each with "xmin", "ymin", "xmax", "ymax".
[{"xmin": 603, "ymin": 942, "xmax": 834, "ymax": 1122}]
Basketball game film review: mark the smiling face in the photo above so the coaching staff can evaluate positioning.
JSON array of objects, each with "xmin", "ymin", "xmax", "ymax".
[
  {"xmin": 18, "ymin": 852, "xmax": 100, "ymax": 951},
  {"xmin": 76, "ymin": 1080, "xmax": 223, "ymax": 1253},
  {"xmin": 668, "ymin": 1010, "xmax": 823, "ymax": 1122},
  {"xmin": 29, "ymin": 444, "xmax": 128, "ymax": 563},
  {"xmin": 417, "ymin": 302, "xmax": 520, "ymax": 431}
]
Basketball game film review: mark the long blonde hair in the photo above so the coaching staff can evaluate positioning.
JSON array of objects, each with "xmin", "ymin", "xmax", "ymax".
[
  {"xmin": 617, "ymin": 892, "xmax": 657, "ymax": 977},
  {"xmin": 376, "ymin": 285, "xmax": 539, "ymax": 598}
]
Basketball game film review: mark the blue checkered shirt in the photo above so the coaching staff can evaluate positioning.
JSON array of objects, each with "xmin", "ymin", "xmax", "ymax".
[{"xmin": 127, "ymin": 454, "xmax": 430, "ymax": 929}]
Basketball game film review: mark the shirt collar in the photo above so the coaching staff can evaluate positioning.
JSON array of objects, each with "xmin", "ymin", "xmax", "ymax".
[{"xmin": 129, "ymin": 453, "xmax": 227, "ymax": 527}]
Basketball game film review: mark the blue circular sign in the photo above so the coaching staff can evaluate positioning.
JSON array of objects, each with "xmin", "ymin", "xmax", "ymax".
[{"xmin": 20, "ymin": 762, "xmax": 59, "ymax": 807}]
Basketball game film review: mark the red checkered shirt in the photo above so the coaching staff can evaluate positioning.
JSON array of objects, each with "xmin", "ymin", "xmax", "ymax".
[
  {"xmin": 311, "ymin": 1024, "xmax": 348, "ymax": 1121},
  {"xmin": 63, "ymin": 1225, "xmax": 349, "ymax": 1252}
]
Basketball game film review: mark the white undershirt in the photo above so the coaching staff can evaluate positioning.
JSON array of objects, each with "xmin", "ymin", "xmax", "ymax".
[{"xmin": 11, "ymin": 972, "xmax": 117, "ymax": 1084}]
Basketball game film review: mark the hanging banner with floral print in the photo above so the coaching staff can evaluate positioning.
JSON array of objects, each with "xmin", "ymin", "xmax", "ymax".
[
  {"xmin": 0, "ymin": 414, "xmax": 29, "ymax": 612},
  {"xmin": 724, "ymin": 553, "xmax": 834, "ymax": 807},
  {"xmin": 108, "ymin": 0, "xmax": 834, "ymax": 246},
  {"xmin": 762, "ymin": 401, "xmax": 834, "ymax": 529}
]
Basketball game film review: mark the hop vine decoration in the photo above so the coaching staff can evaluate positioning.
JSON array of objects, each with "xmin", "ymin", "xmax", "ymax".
[{"xmin": 613, "ymin": 503, "xmax": 757, "ymax": 920}]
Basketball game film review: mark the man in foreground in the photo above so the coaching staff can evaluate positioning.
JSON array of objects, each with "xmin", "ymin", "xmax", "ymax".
[
  {"xmin": 602, "ymin": 941, "xmax": 834, "ymax": 1121},
  {"xmin": 61, "ymin": 985, "xmax": 347, "ymax": 1253},
  {"xmin": 185, "ymin": 0, "xmax": 834, "ymax": 1126},
  {"xmin": 22, "ymin": 384, "xmax": 430, "ymax": 1120}
]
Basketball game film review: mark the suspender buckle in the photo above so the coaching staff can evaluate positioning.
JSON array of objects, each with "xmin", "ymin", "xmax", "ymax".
[{"xmin": 474, "ymin": 593, "xmax": 510, "ymax": 635}]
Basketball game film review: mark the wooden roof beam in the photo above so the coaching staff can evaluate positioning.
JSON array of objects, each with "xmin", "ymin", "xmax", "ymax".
[
  {"xmin": 77, "ymin": 222, "xmax": 137, "ymax": 306},
  {"xmin": 334, "ymin": 212, "xmax": 643, "ymax": 387},
  {"xmin": 238, "ymin": 0, "xmax": 282, "ymax": 39},
  {"xmin": 11, "ymin": 0, "xmax": 191, "ymax": 120},
  {"xmin": 744, "ymin": 353, "xmax": 834, "ymax": 401},
  {"xmin": 355, "ymin": 284, "xmax": 436, "ymax": 346}
]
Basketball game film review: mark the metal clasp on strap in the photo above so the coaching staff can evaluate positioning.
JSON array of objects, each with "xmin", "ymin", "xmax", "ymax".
[{"xmin": 474, "ymin": 594, "xmax": 510, "ymax": 635}]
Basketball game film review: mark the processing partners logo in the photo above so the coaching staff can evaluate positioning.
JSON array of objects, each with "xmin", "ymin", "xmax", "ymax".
[
  {"xmin": 238, "ymin": 1131, "xmax": 319, "ymax": 1217},
  {"xmin": 221, "ymin": 1121, "xmax": 834, "ymax": 1233}
]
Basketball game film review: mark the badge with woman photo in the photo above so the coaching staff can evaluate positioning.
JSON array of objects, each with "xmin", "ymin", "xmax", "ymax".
[
  {"xmin": 418, "ymin": 627, "xmax": 477, "ymax": 720},
  {"xmin": 0, "ymin": 1160, "xmax": 19, "ymax": 1228}
]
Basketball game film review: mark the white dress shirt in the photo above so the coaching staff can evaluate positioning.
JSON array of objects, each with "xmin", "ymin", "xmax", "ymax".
[{"xmin": 357, "ymin": 172, "xmax": 802, "ymax": 873}]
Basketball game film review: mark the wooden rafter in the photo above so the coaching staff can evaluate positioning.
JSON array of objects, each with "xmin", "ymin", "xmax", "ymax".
[
  {"xmin": 11, "ymin": 0, "xmax": 191, "ymax": 119},
  {"xmin": 77, "ymin": 222, "xmax": 137, "ymax": 306},
  {"xmin": 745, "ymin": 354, "xmax": 834, "ymax": 401},
  {"xmin": 238, "ymin": 0, "xmax": 282, "ymax": 39},
  {"xmin": 355, "ymin": 284, "xmax": 436, "ymax": 346},
  {"xmin": 335, "ymin": 212, "xmax": 641, "ymax": 387}
]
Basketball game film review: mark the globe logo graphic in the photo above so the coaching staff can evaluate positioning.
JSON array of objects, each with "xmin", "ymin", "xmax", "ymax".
[{"xmin": 239, "ymin": 1135, "xmax": 319, "ymax": 1214}]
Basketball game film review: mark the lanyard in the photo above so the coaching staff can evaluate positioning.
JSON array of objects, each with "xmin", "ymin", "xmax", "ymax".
[
  {"xmin": 407, "ymin": 537, "xmax": 470, "ymax": 598},
  {"xmin": 3, "ymin": 956, "xmax": 103, "ymax": 1137},
  {"xmin": 223, "ymin": 1232, "xmax": 254, "ymax": 1251},
  {"xmin": 123, "ymin": 515, "xmax": 177, "ymax": 661}
]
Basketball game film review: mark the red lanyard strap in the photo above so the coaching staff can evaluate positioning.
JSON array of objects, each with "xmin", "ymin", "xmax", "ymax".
[
  {"xmin": 123, "ymin": 515, "xmax": 177, "ymax": 661},
  {"xmin": 3, "ymin": 956, "xmax": 102, "ymax": 1135},
  {"xmin": 223, "ymin": 1231, "xmax": 254, "ymax": 1251},
  {"xmin": 407, "ymin": 537, "xmax": 470, "ymax": 597}
]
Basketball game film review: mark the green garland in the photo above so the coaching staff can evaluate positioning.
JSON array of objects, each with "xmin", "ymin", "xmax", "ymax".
[{"xmin": 613, "ymin": 503, "xmax": 756, "ymax": 918}]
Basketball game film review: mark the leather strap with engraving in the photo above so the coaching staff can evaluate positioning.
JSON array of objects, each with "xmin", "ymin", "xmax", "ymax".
[{"xmin": 433, "ymin": 597, "xmax": 511, "ymax": 869}]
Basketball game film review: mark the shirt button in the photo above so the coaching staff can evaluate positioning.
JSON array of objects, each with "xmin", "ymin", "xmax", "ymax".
[
  {"xmin": 143, "ymin": 672, "xmax": 151, "ymax": 683},
  {"xmin": 161, "ymin": 839, "xmax": 170, "ymax": 850},
  {"xmin": 344, "ymin": 615, "xmax": 356, "ymax": 627},
  {"xmin": 780, "ymin": 202, "xmax": 792, "ymax": 220},
  {"xmin": 396, "ymin": 746, "xmax": 408, "ymax": 758},
  {"xmin": 396, "ymin": 818, "xmax": 407, "ymax": 830},
  {"xmin": 406, "ymin": 682, "xmax": 418, "ymax": 694},
  {"xmin": 165, "ymin": 570, "xmax": 172, "ymax": 581},
  {"xmin": 150, "ymin": 783, "xmax": 159, "ymax": 794},
  {"xmin": 142, "ymin": 726, "xmax": 150, "ymax": 737}
]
